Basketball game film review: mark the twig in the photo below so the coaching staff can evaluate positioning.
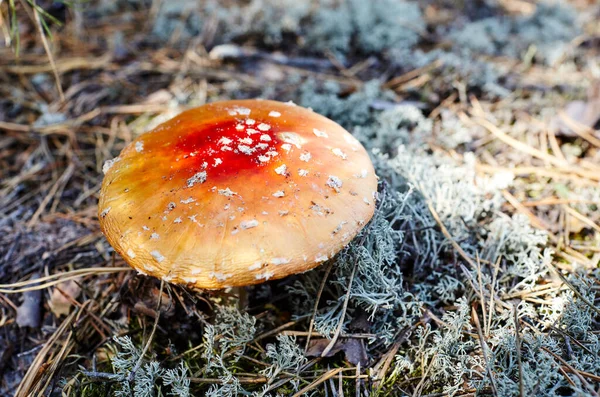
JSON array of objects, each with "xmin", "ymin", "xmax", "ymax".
[
  {"xmin": 128, "ymin": 279, "xmax": 165, "ymax": 383},
  {"xmin": 305, "ymin": 260, "xmax": 334, "ymax": 352},
  {"xmin": 321, "ymin": 260, "xmax": 358, "ymax": 358},
  {"xmin": 0, "ymin": 267, "xmax": 132, "ymax": 294},
  {"xmin": 30, "ymin": 0, "xmax": 65, "ymax": 102},
  {"xmin": 426, "ymin": 201, "xmax": 476, "ymax": 268},
  {"xmin": 559, "ymin": 111, "xmax": 600, "ymax": 148},
  {"xmin": 472, "ymin": 306, "xmax": 498, "ymax": 396},
  {"xmin": 474, "ymin": 117, "xmax": 569, "ymax": 168},
  {"xmin": 291, "ymin": 367, "xmax": 344, "ymax": 397},
  {"xmin": 546, "ymin": 263, "xmax": 600, "ymax": 316},
  {"xmin": 541, "ymin": 347, "xmax": 599, "ymax": 396},
  {"xmin": 513, "ymin": 306, "xmax": 524, "ymax": 397}
]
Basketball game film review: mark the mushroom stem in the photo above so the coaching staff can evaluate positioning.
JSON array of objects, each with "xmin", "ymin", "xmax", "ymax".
[{"xmin": 236, "ymin": 286, "xmax": 248, "ymax": 310}]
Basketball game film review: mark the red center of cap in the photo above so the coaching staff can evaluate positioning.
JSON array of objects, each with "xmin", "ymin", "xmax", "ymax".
[{"xmin": 173, "ymin": 118, "xmax": 282, "ymax": 181}]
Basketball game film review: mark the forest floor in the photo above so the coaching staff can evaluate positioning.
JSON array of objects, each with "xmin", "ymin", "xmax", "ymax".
[{"xmin": 0, "ymin": 0, "xmax": 599, "ymax": 396}]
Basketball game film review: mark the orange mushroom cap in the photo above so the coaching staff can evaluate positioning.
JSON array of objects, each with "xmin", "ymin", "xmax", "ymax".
[{"xmin": 98, "ymin": 99, "xmax": 377, "ymax": 289}]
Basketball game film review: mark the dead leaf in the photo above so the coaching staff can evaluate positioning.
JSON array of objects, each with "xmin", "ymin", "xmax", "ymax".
[
  {"xmin": 306, "ymin": 338, "xmax": 368, "ymax": 366},
  {"xmin": 49, "ymin": 279, "xmax": 82, "ymax": 317},
  {"xmin": 16, "ymin": 274, "xmax": 42, "ymax": 328},
  {"xmin": 555, "ymin": 81, "xmax": 600, "ymax": 138}
]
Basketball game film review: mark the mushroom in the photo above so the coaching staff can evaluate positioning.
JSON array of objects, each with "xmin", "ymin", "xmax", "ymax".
[{"xmin": 98, "ymin": 99, "xmax": 377, "ymax": 289}]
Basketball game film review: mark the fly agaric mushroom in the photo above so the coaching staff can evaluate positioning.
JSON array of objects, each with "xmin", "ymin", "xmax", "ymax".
[{"xmin": 98, "ymin": 99, "xmax": 377, "ymax": 289}]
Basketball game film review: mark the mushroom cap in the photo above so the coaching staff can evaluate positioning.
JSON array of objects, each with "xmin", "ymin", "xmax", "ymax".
[{"xmin": 98, "ymin": 99, "xmax": 377, "ymax": 289}]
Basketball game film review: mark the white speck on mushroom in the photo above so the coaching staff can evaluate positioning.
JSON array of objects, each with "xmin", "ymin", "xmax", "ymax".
[
  {"xmin": 135, "ymin": 141, "xmax": 144, "ymax": 153},
  {"xmin": 144, "ymin": 264, "xmax": 156, "ymax": 272},
  {"xmin": 268, "ymin": 111, "xmax": 281, "ymax": 117},
  {"xmin": 255, "ymin": 143, "xmax": 269, "ymax": 150},
  {"xmin": 161, "ymin": 216, "xmax": 167, "ymax": 221},
  {"xmin": 229, "ymin": 215, "xmax": 236, "ymax": 221},
  {"xmin": 150, "ymin": 233, "xmax": 159, "ymax": 240},
  {"xmin": 275, "ymin": 164, "xmax": 287, "ymax": 175},
  {"xmin": 174, "ymin": 217, "xmax": 182, "ymax": 223},
  {"xmin": 273, "ymin": 190, "xmax": 285, "ymax": 197},
  {"xmin": 151, "ymin": 250, "xmax": 165, "ymax": 263},
  {"xmin": 187, "ymin": 171, "xmax": 207, "ymax": 187},
  {"xmin": 260, "ymin": 134, "xmax": 271, "ymax": 142},
  {"xmin": 354, "ymin": 169, "xmax": 368, "ymax": 178},
  {"xmin": 281, "ymin": 143, "xmax": 292, "ymax": 152},
  {"xmin": 224, "ymin": 204, "xmax": 231, "ymax": 210},
  {"xmin": 234, "ymin": 106, "xmax": 251, "ymax": 116},
  {"xmin": 332, "ymin": 221, "xmax": 347, "ymax": 235},
  {"xmin": 236, "ymin": 123, "xmax": 245, "ymax": 131},
  {"xmin": 218, "ymin": 187, "xmax": 237, "ymax": 197},
  {"xmin": 166, "ymin": 202, "xmax": 176, "ymax": 211},
  {"xmin": 315, "ymin": 254, "xmax": 328, "ymax": 262},
  {"xmin": 258, "ymin": 155, "xmax": 270, "ymax": 162},
  {"xmin": 270, "ymin": 258, "xmax": 290, "ymax": 265},
  {"xmin": 246, "ymin": 128, "xmax": 258, "ymax": 135},
  {"xmin": 180, "ymin": 197, "xmax": 195, "ymax": 204},
  {"xmin": 262, "ymin": 211, "xmax": 269, "ymax": 215},
  {"xmin": 238, "ymin": 144, "xmax": 254, "ymax": 155},
  {"xmin": 100, "ymin": 207, "xmax": 111, "ymax": 218},
  {"xmin": 219, "ymin": 137, "xmax": 233, "ymax": 145},
  {"xmin": 363, "ymin": 197, "xmax": 370, "ymax": 205},
  {"xmin": 326, "ymin": 175, "xmax": 343, "ymax": 192},
  {"xmin": 214, "ymin": 158, "xmax": 223, "ymax": 166},
  {"xmin": 332, "ymin": 148, "xmax": 347, "ymax": 159},
  {"xmin": 102, "ymin": 157, "xmax": 120, "ymax": 174},
  {"xmin": 209, "ymin": 272, "xmax": 233, "ymax": 281},
  {"xmin": 310, "ymin": 203, "xmax": 323, "ymax": 215},
  {"xmin": 245, "ymin": 118, "xmax": 256, "ymax": 125},
  {"xmin": 249, "ymin": 262, "xmax": 263, "ymax": 270},
  {"xmin": 298, "ymin": 169, "xmax": 309, "ymax": 177},
  {"xmin": 142, "ymin": 225, "xmax": 150, "ymax": 231},
  {"xmin": 237, "ymin": 207, "xmax": 245, "ymax": 212},
  {"xmin": 240, "ymin": 220, "xmax": 259, "ymax": 229},
  {"xmin": 279, "ymin": 210, "xmax": 289, "ymax": 216},
  {"xmin": 313, "ymin": 128, "xmax": 328, "ymax": 138},
  {"xmin": 239, "ymin": 137, "xmax": 253, "ymax": 145},
  {"xmin": 256, "ymin": 271, "xmax": 274, "ymax": 280},
  {"xmin": 300, "ymin": 152, "xmax": 311, "ymax": 162},
  {"xmin": 280, "ymin": 132, "xmax": 303, "ymax": 148},
  {"xmin": 221, "ymin": 146, "xmax": 233, "ymax": 151},
  {"xmin": 285, "ymin": 101, "xmax": 297, "ymax": 107},
  {"xmin": 266, "ymin": 150, "xmax": 278, "ymax": 157},
  {"xmin": 127, "ymin": 249, "xmax": 136, "ymax": 258},
  {"xmin": 257, "ymin": 123, "xmax": 271, "ymax": 131}
]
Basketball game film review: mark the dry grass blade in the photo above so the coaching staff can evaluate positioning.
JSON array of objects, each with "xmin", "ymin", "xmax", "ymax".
[
  {"xmin": 540, "ymin": 347, "xmax": 599, "ymax": 396},
  {"xmin": 513, "ymin": 307, "xmax": 524, "ymax": 397},
  {"xmin": 559, "ymin": 111, "xmax": 600, "ymax": 148},
  {"xmin": 321, "ymin": 260, "xmax": 358, "ymax": 358},
  {"xmin": 305, "ymin": 260, "xmax": 334, "ymax": 352},
  {"xmin": 472, "ymin": 306, "xmax": 498, "ymax": 396},
  {"xmin": 14, "ymin": 309, "xmax": 77, "ymax": 396},
  {"xmin": 0, "ymin": 267, "xmax": 131, "ymax": 293},
  {"xmin": 291, "ymin": 367, "xmax": 344, "ymax": 397},
  {"xmin": 546, "ymin": 263, "xmax": 600, "ymax": 316},
  {"xmin": 29, "ymin": 0, "xmax": 64, "ymax": 102},
  {"xmin": 473, "ymin": 117, "xmax": 569, "ymax": 168}
]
